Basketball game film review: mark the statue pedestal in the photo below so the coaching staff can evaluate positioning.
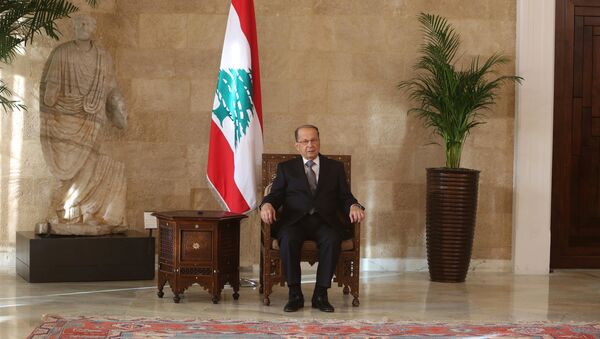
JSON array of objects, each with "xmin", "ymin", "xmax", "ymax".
[{"xmin": 16, "ymin": 231, "xmax": 155, "ymax": 283}]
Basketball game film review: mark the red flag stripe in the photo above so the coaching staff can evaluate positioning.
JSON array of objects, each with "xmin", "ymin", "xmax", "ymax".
[
  {"xmin": 231, "ymin": 0, "xmax": 263, "ymax": 130},
  {"xmin": 207, "ymin": 120, "xmax": 251, "ymax": 212}
]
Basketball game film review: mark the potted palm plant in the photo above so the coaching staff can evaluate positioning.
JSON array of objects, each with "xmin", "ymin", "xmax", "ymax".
[{"xmin": 399, "ymin": 13, "xmax": 522, "ymax": 282}]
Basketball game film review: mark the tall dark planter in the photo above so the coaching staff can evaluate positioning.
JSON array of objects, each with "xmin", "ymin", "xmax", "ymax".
[{"xmin": 426, "ymin": 168, "xmax": 480, "ymax": 283}]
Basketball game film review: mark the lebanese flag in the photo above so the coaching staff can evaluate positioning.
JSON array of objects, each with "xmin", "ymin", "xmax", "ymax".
[{"xmin": 207, "ymin": 0, "xmax": 263, "ymax": 213}]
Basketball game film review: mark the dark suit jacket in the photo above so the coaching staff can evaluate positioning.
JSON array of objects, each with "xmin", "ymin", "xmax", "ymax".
[{"xmin": 261, "ymin": 155, "xmax": 358, "ymax": 232}]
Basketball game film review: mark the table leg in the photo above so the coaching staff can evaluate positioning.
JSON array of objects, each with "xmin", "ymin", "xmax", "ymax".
[{"xmin": 157, "ymin": 274, "xmax": 166, "ymax": 298}]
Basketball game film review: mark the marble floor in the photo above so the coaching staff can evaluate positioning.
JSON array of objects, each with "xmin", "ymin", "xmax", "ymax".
[{"xmin": 2, "ymin": 268, "xmax": 600, "ymax": 337}]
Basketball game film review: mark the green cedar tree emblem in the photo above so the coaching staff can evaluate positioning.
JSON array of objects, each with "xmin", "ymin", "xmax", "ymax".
[{"xmin": 213, "ymin": 68, "xmax": 255, "ymax": 148}]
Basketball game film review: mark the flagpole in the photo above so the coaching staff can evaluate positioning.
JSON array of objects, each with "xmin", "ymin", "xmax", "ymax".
[{"xmin": 207, "ymin": 0, "xmax": 263, "ymax": 292}]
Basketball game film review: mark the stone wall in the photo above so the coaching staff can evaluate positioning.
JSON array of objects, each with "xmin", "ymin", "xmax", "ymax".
[{"xmin": 0, "ymin": 0, "xmax": 516, "ymax": 268}]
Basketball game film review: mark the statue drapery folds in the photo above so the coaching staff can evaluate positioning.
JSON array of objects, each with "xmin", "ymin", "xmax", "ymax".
[{"xmin": 39, "ymin": 15, "xmax": 128, "ymax": 235}]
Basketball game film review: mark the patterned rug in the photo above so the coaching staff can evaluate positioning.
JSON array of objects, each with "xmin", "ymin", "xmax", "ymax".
[{"xmin": 27, "ymin": 315, "xmax": 600, "ymax": 338}]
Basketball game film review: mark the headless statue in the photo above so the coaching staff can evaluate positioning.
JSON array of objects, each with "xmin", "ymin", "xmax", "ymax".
[{"xmin": 38, "ymin": 15, "xmax": 128, "ymax": 235}]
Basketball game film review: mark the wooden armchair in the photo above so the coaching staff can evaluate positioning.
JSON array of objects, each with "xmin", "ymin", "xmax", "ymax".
[{"xmin": 259, "ymin": 153, "xmax": 360, "ymax": 307}]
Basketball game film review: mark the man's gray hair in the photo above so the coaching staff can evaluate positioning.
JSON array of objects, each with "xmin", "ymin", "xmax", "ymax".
[{"xmin": 294, "ymin": 125, "xmax": 319, "ymax": 141}]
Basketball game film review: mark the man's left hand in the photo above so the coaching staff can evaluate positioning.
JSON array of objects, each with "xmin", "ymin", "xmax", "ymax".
[{"xmin": 349, "ymin": 205, "xmax": 365, "ymax": 223}]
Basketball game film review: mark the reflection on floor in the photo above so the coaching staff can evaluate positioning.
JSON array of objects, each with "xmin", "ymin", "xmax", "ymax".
[{"xmin": 1, "ymin": 268, "xmax": 599, "ymax": 338}]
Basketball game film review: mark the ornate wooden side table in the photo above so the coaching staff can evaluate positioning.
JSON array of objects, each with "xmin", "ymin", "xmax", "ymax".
[{"xmin": 153, "ymin": 210, "xmax": 247, "ymax": 303}]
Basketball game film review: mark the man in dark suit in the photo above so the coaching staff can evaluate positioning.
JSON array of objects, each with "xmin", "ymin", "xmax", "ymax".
[{"xmin": 260, "ymin": 125, "xmax": 365, "ymax": 312}]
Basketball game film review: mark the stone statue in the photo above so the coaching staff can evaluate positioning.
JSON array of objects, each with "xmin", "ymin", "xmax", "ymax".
[{"xmin": 38, "ymin": 15, "xmax": 128, "ymax": 235}]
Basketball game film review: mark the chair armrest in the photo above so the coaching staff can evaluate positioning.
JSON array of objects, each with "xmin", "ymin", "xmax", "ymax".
[{"xmin": 261, "ymin": 182, "xmax": 279, "ymax": 246}]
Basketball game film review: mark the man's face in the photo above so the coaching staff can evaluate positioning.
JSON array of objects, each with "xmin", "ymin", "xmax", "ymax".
[
  {"xmin": 295, "ymin": 127, "xmax": 320, "ymax": 160},
  {"xmin": 74, "ymin": 16, "xmax": 96, "ymax": 41}
]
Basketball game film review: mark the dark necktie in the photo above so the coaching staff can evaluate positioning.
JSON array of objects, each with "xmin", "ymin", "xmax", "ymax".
[{"xmin": 306, "ymin": 160, "xmax": 317, "ymax": 195}]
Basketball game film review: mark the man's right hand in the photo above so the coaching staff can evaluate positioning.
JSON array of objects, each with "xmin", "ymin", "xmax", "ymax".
[{"xmin": 260, "ymin": 203, "xmax": 277, "ymax": 224}]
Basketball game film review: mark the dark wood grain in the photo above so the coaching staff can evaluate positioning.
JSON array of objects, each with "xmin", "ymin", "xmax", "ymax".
[
  {"xmin": 574, "ymin": 16, "xmax": 584, "ymax": 96},
  {"xmin": 552, "ymin": 0, "xmax": 600, "ymax": 268},
  {"xmin": 155, "ymin": 211, "xmax": 246, "ymax": 303},
  {"xmin": 575, "ymin": 6, "xmax": 600, "ymax": 16}
]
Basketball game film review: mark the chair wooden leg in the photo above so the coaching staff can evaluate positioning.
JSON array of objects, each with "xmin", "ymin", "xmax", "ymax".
[
  {"xmin": 262, "ymin": 268, "xmax": 272, "ymax": 306},
  {"xmin": 263, "ymin": 252, "xmax": 274, "ymax": 306},
  {"xmin": 259, "ymin": 248, "xmax": 264, "ymax": 294},
  {"xmin": 351, "ymin": 257, "xmax": 360, "ymax": 307}
]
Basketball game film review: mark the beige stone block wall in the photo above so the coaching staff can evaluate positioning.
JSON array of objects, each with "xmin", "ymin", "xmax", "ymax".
[{"xmin": 0, "ymin": 0, "xmax": 517, "ymax": 267}]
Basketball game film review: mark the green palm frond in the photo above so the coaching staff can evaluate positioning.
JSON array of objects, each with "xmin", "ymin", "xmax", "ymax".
[
  {"xmin": 0, "ymin": 33, "xmax": 22, "ymax": 62},
  {"xmin": 0, "ymin": 0, "xmax": 98, "ymax": 112},
  {"xmin": 1, "ymin": 0, "xmax": 79, "ymax": 63},
  {"xmin": 0, "ymin": 80, "xmax": 26, "ymax": 111},
  {"xmin": 25, "ymin": 0, "xmax": 79, "ymax": 42},
  {"xmin": 399, "ymin": 13, "xmax": 523, "ymax": 168}
]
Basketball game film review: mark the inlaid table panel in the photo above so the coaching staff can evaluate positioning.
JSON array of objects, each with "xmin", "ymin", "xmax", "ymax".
[{"xmin": 153, "ymin": 210, "xmax": 247, "ymax": 303}]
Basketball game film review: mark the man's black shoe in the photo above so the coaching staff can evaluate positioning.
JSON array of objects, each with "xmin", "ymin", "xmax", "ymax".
[
  {"xmin": 283, "ymin": 294, "xmax": 304, "ymax": 312},
  {"xmin": 311, "ymin": 294, "xmax": 335, "ymax": 312}
]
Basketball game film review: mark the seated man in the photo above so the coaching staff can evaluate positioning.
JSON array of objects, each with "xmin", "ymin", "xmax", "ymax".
[{"xmin": 260, "ymin": 124, "xmax": 365, "ymax": 313}]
